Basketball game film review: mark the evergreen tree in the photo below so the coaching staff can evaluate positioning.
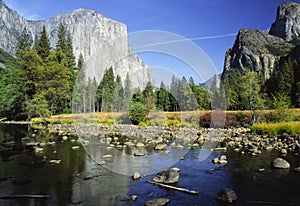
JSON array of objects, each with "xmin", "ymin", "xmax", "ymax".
[
  {"xmin": 112, "ymin": 75, "xmax": 124, "ymax": 112},
  {"xmin": 56, "ymin": 24, "xmax": 67, "ymax": 50},
  {"xmin": 66, "ymin": 32, "xmax": 76, "ymax": 68},
  {"xmin": 96, "ymin": 67, "xmax": 115, "ymax": 111},
  {"xmin": 156, "ymin": 81, "xmax": 171, "ymax": 111},
  {"xmin": 123, "ymin": 73, "xmax": 132, "ymax": 111},
  {"xmin": 16, "ymin": 28, "xmax": 31, "ymax": 57},
  {"xmin": 41, "ymin": 48, "xmax": 72, "ymax": 114},
  {"xmin": 36, "ymin": 26, "xmax": 51, "ymax": 60},
  {"xmin": 169, "ymin": 76, "xmax": 180, "ymax": 111},
  {"xmin": 73, "ymin": 53, "xmax": 86, "ymax": 113},
  {"xmin": 0, "ymin": 66, "xmax": 24, "ymax": 119},
  {"xmin": 143, "ymin": 81, "xmax": 154, "ymax": 112}
]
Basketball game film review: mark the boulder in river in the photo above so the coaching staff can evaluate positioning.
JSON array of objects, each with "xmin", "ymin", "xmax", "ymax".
[
  {"xmin": 217, "ymin": 188, "xmax": 238, "ymax": 203},
  {"xmin": 272, "ymin": 158, "xmax": 290, "ymax": 169},
  {"xmin": 154, "ymin": 142, "xmax": 167, "ymax": 151},
  {"xmin": 152, "ymin": 168, "xmax": 179, "ymax": 184},
  {"xmin": 132, "ymin": 172, "xmax": 141, "ymax": 180},
  {"xmin": 144, "ymin": 198, "xmax": 170, "ymax": 206}
]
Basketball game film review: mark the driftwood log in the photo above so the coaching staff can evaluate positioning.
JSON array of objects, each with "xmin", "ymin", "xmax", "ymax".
[
  {"xmin": 146, "ymin": 181, "xmax": 199, "ymax": 195},
  {"xmin": 0, "ymin": 194, "xmax": 52, "ymax": 199}
]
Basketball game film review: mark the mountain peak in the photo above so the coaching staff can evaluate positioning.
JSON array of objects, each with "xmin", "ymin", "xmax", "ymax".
[
  {"xmin": 269, "ymin": 1, "xmax": 300, "ymax": 41},
  {"xmin": 0, "ymin": 0, "xmax": 151, "ymax": 86}
]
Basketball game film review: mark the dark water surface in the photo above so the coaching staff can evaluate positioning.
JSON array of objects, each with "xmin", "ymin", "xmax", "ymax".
[{"xmin": 0, "ymin": 124, "xmax": 300, "ymax": 206}]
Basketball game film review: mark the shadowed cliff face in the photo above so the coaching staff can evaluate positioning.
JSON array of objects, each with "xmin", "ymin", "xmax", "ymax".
[
  {"xmin": 269, "ymin": 2, "xmax": 300, "ymax": 41},
  {"xmin": 222, "ymin": 2, "xmax": 299, "ymax": 80},
  {"xmin": 0, "ymin": 0, "xmax": 151, "ymax": 86}
]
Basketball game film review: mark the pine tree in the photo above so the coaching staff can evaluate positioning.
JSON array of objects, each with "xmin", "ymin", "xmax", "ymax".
[
  {"xmin": 112, "ymin": 75, "xmax": 124, "ymax": 112},
  {"xmin": 96, "ymin": 67, "xmax": 116, "ymax": 111},
  {"xmin": 16, "ymin": 28, "xmax": 31, "ymax": 57},
  {"xmin": 170, "ymin": 76, "xmax": 180, "ymax": 111},
  {"xmin": 123, "ymin": 73, "xmax": 132, "ymax": 111},
  {"xmin": 41, "ymin": 49, "xmax": 71, "ymax": 114},
  {"xmin": 159, "ymin": 81, "xmax": 171, "ymax": 111},
  {"xmin": 36, "ymin": 26, "xmax": 51, "ymax": 61},
  {"xmin": 143, "ymin": 81, "xmax": 154, "ymax": 112},
  {"xmin": 56, "ymin": 24, "xmax": 66, "ymax": 50},
  {"xmin": 72, "ymin": 53, "xmax": 86, "ymax": 113},
  {"xmin": 66, "ymin": 32, "xmax": 76, "ymax": 68}
]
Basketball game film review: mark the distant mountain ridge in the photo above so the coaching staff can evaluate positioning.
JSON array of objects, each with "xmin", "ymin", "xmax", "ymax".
[
  {"xmin": 222, "ymin": 2, "xmax": 300, "ymax": 79},
  {"xmin": 0, "ymin": 0, "xmax": 151, "ymax": 86}
]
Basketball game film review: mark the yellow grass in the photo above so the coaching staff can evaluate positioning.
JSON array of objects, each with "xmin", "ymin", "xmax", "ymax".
[{"xmin": 251, "ymin": 121, "xmax": 300, "ymax": 135}]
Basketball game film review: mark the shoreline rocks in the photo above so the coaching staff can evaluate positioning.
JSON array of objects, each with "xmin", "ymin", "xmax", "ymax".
[{"xmin": 46, "ymin": 124, "xmax": 300, "ymax": 158}]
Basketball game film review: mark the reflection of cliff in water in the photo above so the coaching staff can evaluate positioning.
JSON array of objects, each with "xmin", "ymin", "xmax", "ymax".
[
  {"xmin": 0, "ymin": 124, "xmax": 86, "ymax": 206},
  {"xmin": 71, "ymin": 155, "xmax": 130, "ymax": 205}
]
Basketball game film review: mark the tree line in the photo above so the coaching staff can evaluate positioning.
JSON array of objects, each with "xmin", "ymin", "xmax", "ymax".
[
  {"xmin": 0, "ymin": 24, "xmax": 77, "ymax": 120},
  {"xmin": 1, "ymin": 25, "xmax": 298, "ymax": 122},
  {"xmin": 0, "ymin": 25, "xmax": 213, "ymax": 121}
]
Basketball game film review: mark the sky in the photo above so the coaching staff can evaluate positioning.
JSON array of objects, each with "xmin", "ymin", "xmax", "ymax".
[{"xmin": 3, "ymin": 0, "xmax": 299, "ymax": 83}]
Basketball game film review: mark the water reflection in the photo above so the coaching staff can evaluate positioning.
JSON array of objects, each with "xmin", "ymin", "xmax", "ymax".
[{"xmin": 1, "ymin": 124, "xmax": 300, "ymax": 205}]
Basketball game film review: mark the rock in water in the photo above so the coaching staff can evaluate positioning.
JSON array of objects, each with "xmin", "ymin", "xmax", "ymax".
[
  {"xmin": 217, "ymin": 188, "xmax": 238, "ymax": 203},
  {"xmin": 144, "ymin": 198, "xmax": 170, "ymax": 206},
  {"xmin": 152, "ymin": 169, "xmax": 179, "ymax": 184},
  {"xmin": 272, "ymin": 158, "xmax": 290, "ymax": 169},
  {"xmin": 132, "ymin": 172, "xmax": 141, "ymax": 180},
  {"xmin": 154, "ymin": 142, "xmax": 167, "ymax": 151}
]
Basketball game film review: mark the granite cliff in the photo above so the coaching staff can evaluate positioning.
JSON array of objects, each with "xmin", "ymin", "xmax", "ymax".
[
  {"xmin": 223, "ymin": 2, "xmax": 300, "ymax": 80},
  {"xmin": 0, "ymin": 0, "xmax": 151, "ymax": 86}
]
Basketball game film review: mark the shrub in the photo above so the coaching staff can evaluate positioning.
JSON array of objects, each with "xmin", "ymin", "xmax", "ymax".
[
  {"xmin": 165, "ymin": 119, "xmax": 181, "ymax": 127},
  {"xmin": 129, "ymin": 102, "xmax": 148, "ymax": 125},
  {"xmin": 271, "ymin": 95, "xmax": 294, "ymax": 122}
]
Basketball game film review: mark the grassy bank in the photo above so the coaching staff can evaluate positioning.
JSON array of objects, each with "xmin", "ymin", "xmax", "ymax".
[
  {"xmin": 251, "ymin": 122, "xmax": 300, "ymax": 135},
  {"xmin": 31, "ymin": 109, "xmax": 300, "ymax": 131}
]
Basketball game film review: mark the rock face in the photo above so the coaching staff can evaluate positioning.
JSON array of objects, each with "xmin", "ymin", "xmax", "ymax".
[
  {"xmin": 269, "ymin": 2, "xmax": 300, "ymax": 41},
  {"xmin": 223, "ymin": 2, "xmax": 299, "ymax": 80},
  {"xmin": 223, "ymin": 29, "xmax": 293, "ymax": 79},
  {"xmin": 0, "ymin": 0, "xmax": 151, "ymax": 86}
]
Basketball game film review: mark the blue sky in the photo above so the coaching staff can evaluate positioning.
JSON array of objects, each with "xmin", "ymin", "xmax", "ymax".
[{"xmin": 3, "ymin": 0, "xmax": 298, "ymax": 83}]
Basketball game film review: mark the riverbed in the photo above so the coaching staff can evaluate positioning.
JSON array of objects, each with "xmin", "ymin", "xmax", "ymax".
[{"xmin": 1, "ymin": 123, "xmax": 300, "ymax": 206}]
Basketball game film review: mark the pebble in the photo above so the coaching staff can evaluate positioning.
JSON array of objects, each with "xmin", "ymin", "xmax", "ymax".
[
  {"xmin": 62, "ymin": 136, "xmax": 68, "ymax": 141},
  {"xmin": 136, "ymin": 142, "xmax": 145, "ymax": 147},
  {"xmin": 131, "ymin": 195, "xmax": 138, "ymax": 201},
  {"xmin": 134, "ymin": 152, "xmax": 145, "ymax": 157},
  {"xmin": 72, "ymin": 146, "xmax": 80, "ymax": 151},
  {"xmin": 49, "ymin": 159, "xmax": 61, "ymax": 165},
  {"xmin": 132, "ymin": 172, "xmax": 141, "ymax": 180}
]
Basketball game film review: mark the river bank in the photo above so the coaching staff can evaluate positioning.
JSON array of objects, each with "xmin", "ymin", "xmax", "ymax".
[{"xmin": 47, "ymin": 123, "xmax": 300, "ymax": 157}]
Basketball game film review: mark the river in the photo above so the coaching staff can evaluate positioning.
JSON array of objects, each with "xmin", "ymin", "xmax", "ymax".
[{"xmin": 0, "ymin": 123, "xmax": 300, "ymax": 206}]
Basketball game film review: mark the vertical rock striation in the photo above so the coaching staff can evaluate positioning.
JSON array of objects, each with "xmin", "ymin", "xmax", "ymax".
[
  {"xmin": 222, "ymin": 2, "xmax": 299, "ymax": 80},
  {"xmin": 0, "ymin": 0, "xmax": 151, "ymax": 86}
]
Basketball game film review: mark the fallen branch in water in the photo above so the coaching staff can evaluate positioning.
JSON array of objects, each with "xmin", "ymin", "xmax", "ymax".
[
  {"xmin": 146, "ymin": 181, "xmax": 199, "ymax": 195},
  {"xmin": 0, "ymin": 194, "xmax": 52, "ymax": 199},
  {"xmin": 244, "ymin": 201, "xmax": 296, "ymax": 205}
]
